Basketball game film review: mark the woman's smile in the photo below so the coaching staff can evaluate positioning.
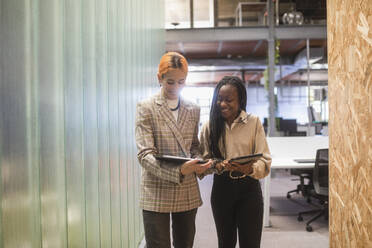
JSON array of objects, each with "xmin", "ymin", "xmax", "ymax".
[
  {"xmin": 220, "ymin": 107, "xmax": 230, "ymax": 116},
  {"xmin": 217, "ymin": 84, "xmax": 240, "ymax": 125}
]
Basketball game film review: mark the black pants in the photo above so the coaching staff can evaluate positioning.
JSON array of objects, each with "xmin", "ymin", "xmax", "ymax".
[
  {"xmin": 143, "ymin": 208, "xmax": 197, "ymax": 248},
  {"xmin": 211, "ymin": 173, "xmax": 263, "ymax": 248}
]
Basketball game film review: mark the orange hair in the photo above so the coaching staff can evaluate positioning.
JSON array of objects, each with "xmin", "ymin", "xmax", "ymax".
[{"xmin": 158, "ymin": 52, "xmax": 188, "ymax": 78}]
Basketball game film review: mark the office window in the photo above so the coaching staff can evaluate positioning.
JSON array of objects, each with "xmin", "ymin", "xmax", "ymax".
[
  {"xmin": 218, "ymin": 0, "xmax": 267, "ymax": 27},
  {"xmin": 194, "ymin": 0, "xmax": 214, "ymax": 28},
  {"xmin": 165, "ymin": 0, "xmax": 191, "ymax": 29}
]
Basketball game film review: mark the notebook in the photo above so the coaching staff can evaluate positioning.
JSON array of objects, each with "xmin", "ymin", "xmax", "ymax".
[{"xmin": 154, "ymin": 155, "xmax": 207, "ymax": 164}]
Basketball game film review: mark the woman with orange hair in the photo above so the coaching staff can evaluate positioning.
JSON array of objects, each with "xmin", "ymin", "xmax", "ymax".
[{"xmin": 135, "ymin": 52, "xmax": 211, "ymax": 248}]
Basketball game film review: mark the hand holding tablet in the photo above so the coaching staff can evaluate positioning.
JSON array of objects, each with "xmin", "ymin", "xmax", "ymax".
[{"xmin": 155, "ymin": 154, "xmax": 208, "ymax": 164}]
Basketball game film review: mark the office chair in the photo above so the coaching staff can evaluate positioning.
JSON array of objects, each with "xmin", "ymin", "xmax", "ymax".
[
  {"xmin": 286, "ymin": 168, "xmax": 313, "ymax": 203},
  {"xmin": 297, "ymin": 148, "xmax": 329, "ymax": 232},
  {"xmin": 279, "ymin": 118, "xmax": 298, "ymax": 136},
  {"xmin": 307, "ymin": 106, "xmax": 328, "ymax": 135}
]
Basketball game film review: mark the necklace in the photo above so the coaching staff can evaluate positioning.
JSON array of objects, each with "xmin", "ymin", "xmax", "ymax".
[{"xmin": 169, "ymin": 99, "xmax": 180, "ymax": 111}]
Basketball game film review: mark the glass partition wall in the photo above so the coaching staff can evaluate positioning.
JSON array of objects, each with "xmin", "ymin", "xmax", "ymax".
[{"xmin": 0, "ymin": 0, "xmax": 165, "ymax": 247}]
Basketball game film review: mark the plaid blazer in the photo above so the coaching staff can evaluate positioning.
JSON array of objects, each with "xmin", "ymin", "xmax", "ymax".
[{"xmin": 135, "ymin": 92, "xmax": 202, "ymax": 213}]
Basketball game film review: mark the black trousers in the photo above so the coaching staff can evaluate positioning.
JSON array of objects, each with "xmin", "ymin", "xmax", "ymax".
[
  {"xmin": 143, "ymin": 208, "xmax": 197, "ymax": 248},
  {"xmin": 211, "ymin": 173, "xmax": 263, "ymax": 248}
]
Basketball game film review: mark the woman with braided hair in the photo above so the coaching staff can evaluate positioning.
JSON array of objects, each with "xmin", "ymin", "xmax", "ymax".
[{"xmin": 200, "ymin": 76, "xmax": 272, "ymax": 248}]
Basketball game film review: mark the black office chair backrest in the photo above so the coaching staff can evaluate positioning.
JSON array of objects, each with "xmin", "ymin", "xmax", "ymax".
[
  {"xmin": 307, "ymin": 106, "xmax": 317, "ymax": 123},
  {"xmin": 313, "ymin": 148, "xmax": 329, "ymax": 196}
]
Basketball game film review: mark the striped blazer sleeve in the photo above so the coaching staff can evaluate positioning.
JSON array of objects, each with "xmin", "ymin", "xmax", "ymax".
[
  {"xmin": 135, "ymin": 101, "xmax": 182, "ymax": 184},
  {"xmin": 190, "ymin": 107, "xmax": 201, "ymax": 159}
]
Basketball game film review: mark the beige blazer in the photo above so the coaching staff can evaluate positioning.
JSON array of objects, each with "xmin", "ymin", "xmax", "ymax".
[{"xmin": 135, "ymin": 92, "xmax": 202, "ymax": 212}]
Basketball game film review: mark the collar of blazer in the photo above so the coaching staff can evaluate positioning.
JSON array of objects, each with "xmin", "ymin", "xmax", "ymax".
[{"xmin": 155, "ymin": 93, "xmax": 193, "ymax": 157}]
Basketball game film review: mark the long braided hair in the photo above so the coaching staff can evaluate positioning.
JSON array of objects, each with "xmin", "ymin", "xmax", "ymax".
[{"xmin": 209, "ymin": 76, "xmax": 247, "ymax": 159}]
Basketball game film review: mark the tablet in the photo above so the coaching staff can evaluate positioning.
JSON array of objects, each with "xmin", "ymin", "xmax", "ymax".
[
  {"xmin": 155, "ymin": 154, "xmax": 207, "ymax": 164},
  {"xmin": 228, "ymin": 153, "xmax": 263, "ymax": 165}
]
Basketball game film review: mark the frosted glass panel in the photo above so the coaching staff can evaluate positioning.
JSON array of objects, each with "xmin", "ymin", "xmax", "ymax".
[{"xmin": 0, "ymin": 0, "xmax": 165, "ymax": 247}]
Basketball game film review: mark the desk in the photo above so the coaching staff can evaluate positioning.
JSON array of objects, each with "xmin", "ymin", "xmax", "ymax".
[{"xmin": 263, "ymin": 136, "xmax": 328, "ymax": 227}]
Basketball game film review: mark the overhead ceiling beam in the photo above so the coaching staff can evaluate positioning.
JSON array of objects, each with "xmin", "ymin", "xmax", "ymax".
[
  {"xmin": 166, "ymin": 25, "xmax": 326, "ymax": 42},
  {"xmin": 275, "ymin": 25, "xmax": 327, "ymax": 39},
  {"xmin": 251, "ymin": 40, "xmax": 263, "ymax": 55},
  {"xmin": 167, "ymin": 27, "xmax": 269, "ymax": 42},
  {"xmin": 289, "ymin": 39, "xmax": 306, "ymax": 52}
]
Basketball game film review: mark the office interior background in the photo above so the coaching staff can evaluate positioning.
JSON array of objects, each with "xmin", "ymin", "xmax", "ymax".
[{"xmin": 0, "ymin": 0, "xmax": 370, "ymax": 248}]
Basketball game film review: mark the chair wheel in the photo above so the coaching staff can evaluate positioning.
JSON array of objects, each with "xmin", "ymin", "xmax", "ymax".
[
  {"xmin": 297, "ymin": 216, "xmax": 303, "ymax": 221},
  {"xmin": 307, "ymin": 198, "xmax": 311, "ymax": 203},
  {"xmin": 287, "ymin": 193, "xmax": 291, "ymax": 199},
  {"xmin": 306, "ymin": 225, "xmax": 313, "ymax": 232}
]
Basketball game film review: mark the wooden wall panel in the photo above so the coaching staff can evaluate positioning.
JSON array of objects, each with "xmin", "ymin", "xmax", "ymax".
[{"xmin": 327, "ymin": 1, "xmax": 372, "ymax": 247}]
